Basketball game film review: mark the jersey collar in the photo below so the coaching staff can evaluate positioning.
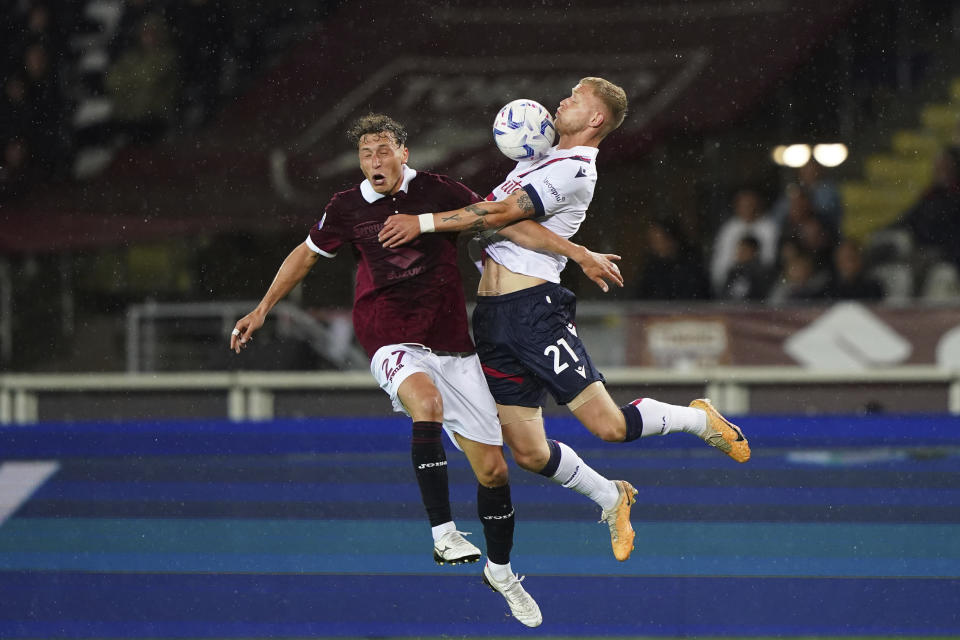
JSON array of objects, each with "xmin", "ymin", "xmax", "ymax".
[
  {"xmin": 360, "ymin": 165, "xmax": 418, "ymax": 203},
  {"xmin": 548, "ymin": 145, "xmax": 598, "ymax": 160}
]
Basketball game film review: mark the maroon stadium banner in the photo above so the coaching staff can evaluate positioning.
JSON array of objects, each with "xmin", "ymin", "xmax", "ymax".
[{"xmin": 622, "ymin": 302, "xmax": 960, "ymax": 368}]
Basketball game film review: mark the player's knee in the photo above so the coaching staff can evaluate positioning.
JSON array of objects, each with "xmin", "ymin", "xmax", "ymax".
[
  {"xmin": 477, "ymin": 458, "xmax": 509, "ymax": 487},
  {"xmin": 408, "ymin": 390, "xmax": 443, "ymax": 422},
  {"xmin": 594, "ymin": 423, "xmax": 626, "ymax": 442},
  {"xmin": 512, "ymin": 447, "xmax": 550, "ymax": 473}
]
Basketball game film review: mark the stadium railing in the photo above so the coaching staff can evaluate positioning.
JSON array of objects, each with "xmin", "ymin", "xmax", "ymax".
[{"xmin": 1, "ymin": 365, "xmax": 959, "ymax": 425}]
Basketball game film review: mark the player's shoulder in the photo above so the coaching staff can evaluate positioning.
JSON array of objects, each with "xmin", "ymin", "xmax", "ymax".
[
  {"xmin": 413, "ymin": 169, "xmax": 465, "ymax": 189},
  {"xmin": 411, "ymin": 170, "xmax": 481, "ymax": 201},
  {"xmin": 324, "ymin": 184, "xmax": 364, "ymax": 212}
]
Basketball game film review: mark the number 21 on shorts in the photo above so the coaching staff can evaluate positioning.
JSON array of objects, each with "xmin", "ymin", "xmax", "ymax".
[{"xmin": 544, "ymin": 338, "xmax": 579, "ymax": 374}]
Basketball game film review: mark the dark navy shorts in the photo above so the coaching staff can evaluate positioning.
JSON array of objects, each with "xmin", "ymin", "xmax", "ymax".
[{"xmin": 472, "ymin": 282, "xmax": 604, "ymax": 408}]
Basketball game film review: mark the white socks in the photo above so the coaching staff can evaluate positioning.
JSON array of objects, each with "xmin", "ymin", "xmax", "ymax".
[
  {"xmin": 431, "ymin": 521, "xmax": 456, "ymax": 542},
  {"xmin": 549, "ymin": 440, "xmax": 619, "ymax": 512},
  {"xmin": 486, "ymin": 559, "xmax": 514, "ymax": 581},
  {"xmin": 632, "ymin": 398, "xmax": 707, "ymax": 438}
]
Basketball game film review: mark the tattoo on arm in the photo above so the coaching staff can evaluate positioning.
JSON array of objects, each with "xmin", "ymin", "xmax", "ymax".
[
  {"xmin": 458, "ymin": 203, "xmax": 493, "ymax": 230},
  {"xmin": 464, "ymin": 203, "xmax": 490, "ymax": 218},
  {"xmin": 515, "ymin": 192, "xmax": 535, "ymax": 217},
  {"xmin": 441, "ymin": 213, "xmax": 461, "ymax": 223}
]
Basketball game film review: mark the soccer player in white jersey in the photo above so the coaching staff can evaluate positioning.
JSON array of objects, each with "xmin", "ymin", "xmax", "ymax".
[{"xmin": 380, "ymin": 77, "xmax": 751, "ymax": 562}]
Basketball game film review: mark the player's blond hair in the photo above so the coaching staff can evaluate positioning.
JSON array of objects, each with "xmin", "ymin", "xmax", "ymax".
[{"xmin": 580, "ymin": 77, "xmax": 627, "ymax": 134}]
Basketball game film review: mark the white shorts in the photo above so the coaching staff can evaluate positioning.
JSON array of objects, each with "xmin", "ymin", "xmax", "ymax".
[{"xmin": 370, "ymin": 343, "xmax": 503, "ymax": 451}]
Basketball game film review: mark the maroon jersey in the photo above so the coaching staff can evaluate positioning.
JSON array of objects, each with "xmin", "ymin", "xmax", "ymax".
[{"xmin": 307, "ymin": 168, "xmax": 481, "ymax": 357}]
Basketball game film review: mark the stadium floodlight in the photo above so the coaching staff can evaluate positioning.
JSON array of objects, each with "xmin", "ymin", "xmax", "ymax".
[
  {"xmin": 771, "ymin": 145, "xmax": 788, "ymax": 165},
  {"xmin": 781, "ymin": 144, "xmax": 811, "ymax": 168},
  {"xmin": 813, "ymin": 143, "xmax": 849, "ymax": 167}
]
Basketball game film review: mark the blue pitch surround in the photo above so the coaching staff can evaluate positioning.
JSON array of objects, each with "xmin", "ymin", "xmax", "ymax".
[{"xmin": 1, "ymin": 414, "xmax": 959, "ymax": 638}]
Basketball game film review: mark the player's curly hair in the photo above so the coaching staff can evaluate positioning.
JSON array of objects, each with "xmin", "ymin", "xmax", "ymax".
[{"xmin": 347, "ymin": 114, "xmax": 408, "ymax": 147}]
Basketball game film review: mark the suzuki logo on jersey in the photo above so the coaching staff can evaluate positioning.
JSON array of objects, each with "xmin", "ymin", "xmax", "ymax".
[{"xmin": 542, "ymin": 177, "xmax": 566, "ymax": 203}]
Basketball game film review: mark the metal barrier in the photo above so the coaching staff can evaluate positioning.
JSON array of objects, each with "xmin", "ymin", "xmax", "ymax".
[
  {"xmin": 125, "ymin": 300, "xmax": 367, "ymax": 372},
  {"xmin": 2, "ymin": 366, "xmax": 960, "ymax": 424}
]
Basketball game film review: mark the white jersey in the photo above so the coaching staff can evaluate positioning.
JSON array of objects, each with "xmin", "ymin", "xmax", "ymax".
[{"xmin": 477, "ymin": 145, "xmax": 598, "ymax": 282}]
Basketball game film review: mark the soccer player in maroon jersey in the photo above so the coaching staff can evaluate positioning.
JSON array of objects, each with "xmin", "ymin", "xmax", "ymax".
[{"xmin": 229, "ymin": 114, "xmax": 621, "ymax": 627}]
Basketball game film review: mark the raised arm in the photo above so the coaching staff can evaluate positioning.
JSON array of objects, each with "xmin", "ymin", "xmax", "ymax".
[
  {"xmin": 378, "ymin": 189, "xmax": 536, "ymax": 248},
  {"xmin": 497, "ymin": 220, "xmax": 624, "ymax": 292},
  {"xmin": 230, "ymin": 242, "xmax": 320, "ymax": 353}
]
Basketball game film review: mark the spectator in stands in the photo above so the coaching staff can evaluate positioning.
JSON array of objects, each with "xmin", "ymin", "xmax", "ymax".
[
  {"xmin": 170, "ymin": 0, "xmax": 232, "ymax": 128},
  {"xmin": 894, "ymin": 145, "xmax": 960, "ymax": 268},
  {"xmin": 105, "ymin": 13, "xmax": 180, "ymax": 145},
  {"xmin": 22, "ymin": 40, "xmax": 65, "ymax": 177},
  {"xmin": 709, "ymin": 187, "xmax": 778, "ymax": 296},
  {"xmin": 1, "ymin": 75, "xmax": 31, "ymax": 138},
  {"xmin": 777, "ymin": 183, "xmax": 837, "ymax": 273},
  {"xmin": 823, "ymin": 238, "xmax": 885, "ymax": 301},
  {"xmin": 23, "ymin": 3, "xmax": 60, "ymax": 56},
  {"xmin": 637, "ymin": 217, "xmax": 710, "ymax": 300},
  {"xmin": 772, "ymin": 159, "xmax": 843, "ymax": 231},
  {"xmin": 766, "ymin": 248, "xmax": 830, "ymax": 305},
  {"xmin": 0, "ymin": 137, "xmax": 33, "ymax": 203},
  {"xmin": 109, "ymin": 0, "xmax": 160, "ymax": 59},
  {"xmin": 719, "ymin": 235, "xmax": 775, "ymax": 301}
]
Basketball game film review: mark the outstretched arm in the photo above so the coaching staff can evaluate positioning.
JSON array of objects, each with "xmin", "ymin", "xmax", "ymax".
[
  {"xmin": 230, "ymin": 242, "xmax": 320, "ymax": 353},
  {"xmin": 378, "ymin": 189, "xmax": 536, "ymax": 247},
  {"xmin": 497, "ymin": 220, "xmax": 624, "ymax": 292}
]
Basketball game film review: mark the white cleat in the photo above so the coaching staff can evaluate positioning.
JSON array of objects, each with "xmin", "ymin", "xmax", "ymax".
[
  {"xmin": 433, "ymin": 530, "xmax": 481, "ymax": 565},
  {"xmin": 482, "ymin": 563, "xmax": 543, "ymax": 627}
]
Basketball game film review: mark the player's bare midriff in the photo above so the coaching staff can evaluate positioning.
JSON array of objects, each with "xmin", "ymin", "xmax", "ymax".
[{"xmin": 477, "ymin": 256, "xmax": 547, "ymax": 296}]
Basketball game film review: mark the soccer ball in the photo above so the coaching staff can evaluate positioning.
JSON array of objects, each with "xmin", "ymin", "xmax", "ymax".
[{"xmin": 492, "ymin": 99, "xmax": 556, "ymax": 161}]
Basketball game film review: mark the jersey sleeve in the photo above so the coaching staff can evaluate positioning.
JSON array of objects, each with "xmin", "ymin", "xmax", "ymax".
[
  {"xmin": 521, "ymin": 159, "xmax": 595, "ymax": 219},
  {"xmin": 306, "ymin": 207, "xmax": 341, "ymax": 258}
]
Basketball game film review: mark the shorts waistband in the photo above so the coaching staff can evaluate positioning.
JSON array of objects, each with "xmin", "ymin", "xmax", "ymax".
[
  {"xmin": 475, "ymin": 282, "xmax": 562, "ymax": 304},
  {"xmin": 431, "ymin": 349, "xmax": 475, "ymax": 358}
]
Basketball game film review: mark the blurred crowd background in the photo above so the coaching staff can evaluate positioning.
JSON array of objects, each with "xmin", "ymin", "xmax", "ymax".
[{"xmin": 2, "ymin": 0, "xmax": 960, "ymax": 374}]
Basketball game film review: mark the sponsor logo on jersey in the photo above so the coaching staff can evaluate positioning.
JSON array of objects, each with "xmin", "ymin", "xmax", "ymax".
[
  {"xmin": 386, "ymin": 266, "xmax": 427, "ymax": 280},
  {"xmin": 354, "ymin": 220, "xmax": 384, "ymax": 237},
  {"xmin": 495, "ymin": 179, "xmax": 523, "ymax": 195},
  {"xmin": 542, "ymin": 177, "xmax": 566, "ymax": 203},
  {"xmin": 575, "ymin": 167, "xmax": 588, "ymax": 178}
]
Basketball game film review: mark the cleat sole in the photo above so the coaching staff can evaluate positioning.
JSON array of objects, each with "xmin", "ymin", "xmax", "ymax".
[{"xmin": 434, "ymin": 551, "xmax": 480, "ymax": 566}]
